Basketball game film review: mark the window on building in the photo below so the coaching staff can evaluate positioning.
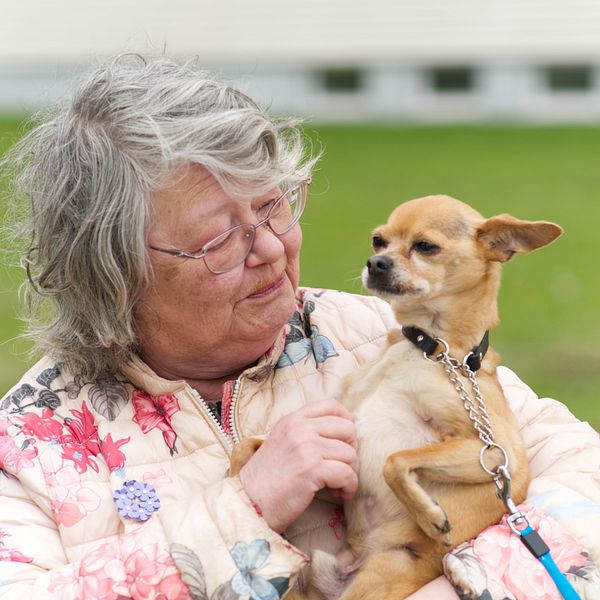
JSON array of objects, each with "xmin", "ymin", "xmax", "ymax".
[
  {"xmin": 428, "ymin": 66, "xmax": 475, "ymax": 92},
  {"xmin": 544, "ymin": 66, "xmax": 593, "ymax": 91},
  {"xmin": 318, "ymin": 68, "xmax": 364, "ymax": 93}
]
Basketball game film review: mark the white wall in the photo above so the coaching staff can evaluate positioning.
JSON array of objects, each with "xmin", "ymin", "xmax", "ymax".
[
  {"xmin": 3, "ymin": 1, "xmax": 600, "ymax": 120},
  {"xmin": 3, "ymin": 0, "xmax": 600, "ymax": 67}
]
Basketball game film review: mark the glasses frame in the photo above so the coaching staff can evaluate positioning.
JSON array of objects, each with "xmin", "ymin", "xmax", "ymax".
[{"xmin": 149, "ymin": 177, "xmax": 311, "ymax": 274}]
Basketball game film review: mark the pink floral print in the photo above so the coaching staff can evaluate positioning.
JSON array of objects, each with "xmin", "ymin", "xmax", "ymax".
[
  {"xmin": 48, "ymin": 530, "xmax": 191, "ymax": 599},
  {"xmin": 60, "ymin": 402, "xmax": 101, "ymax": 473},
  {"xmin": 142, "ymin": 468, "xmax": 173, "ymax": 488},
  {"xmin": 100, "ymin": 433, "xmax": 130, "ymax": 472},
  {"xmin": 0, "ymin": 434, "xmax": 37, "ymax": 473},
  {"xmin": 472, "ymin": 504, "xmax": 586, "ymax": 599},
  {"xmin": 0, "ymin": 529, "xmax": 33, "ymax": 564},
  {"xmin": 17, "ymin": 401, "xmax": 120, "ymax": 476},
  {"xmin": 18, "ymin": 408, "xmax": 64, "ymax": 441},
  {"xmin": 132, "ymin": 391, "xmax": 181, "ymax": 455},
  {"xmin": 39, "ymin": 449, "xmax": 101, "ymax": 527}
]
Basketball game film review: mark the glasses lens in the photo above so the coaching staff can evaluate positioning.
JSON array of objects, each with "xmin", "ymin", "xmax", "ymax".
[
  {"xmin": 268, "ymin": 182, "xmax": 307, "ymax": 235},
  {"xmin": 203, "ymin": 224, "xmax": 254, "ymax": 274}
]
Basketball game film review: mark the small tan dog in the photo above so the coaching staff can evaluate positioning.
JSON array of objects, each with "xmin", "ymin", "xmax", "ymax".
[
  {"xmin": 232, "ymin": 194, "xmax": 563, "ymax": 600},
  {"xmin": 310, "ymin": 194, "xmax": 563, "ymax": 599}
]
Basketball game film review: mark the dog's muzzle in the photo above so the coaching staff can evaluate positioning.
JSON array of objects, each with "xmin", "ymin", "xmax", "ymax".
[
  {"xmin": 364, "ymin": 254, "xmax": 400, "ymax": 294},
  {"xmin": 367, "ymin": 254, "xmax": 394, "ymax": 278}
]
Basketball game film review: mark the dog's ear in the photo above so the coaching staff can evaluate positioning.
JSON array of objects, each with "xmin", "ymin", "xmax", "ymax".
[{"xmin": 476, "ymin": 214, "xmax": 563, "ymax": 262}]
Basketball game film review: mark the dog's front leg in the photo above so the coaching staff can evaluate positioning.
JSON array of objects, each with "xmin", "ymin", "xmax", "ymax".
[
  {"xmin": 383, "ymin": 438, "xmax": 504, "ymax": 545},
  {"xmin": 229, "ymin": 437, "xmax": 263, "ymax": 476}
]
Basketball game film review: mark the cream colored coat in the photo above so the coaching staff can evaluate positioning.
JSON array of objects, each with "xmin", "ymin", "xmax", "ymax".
[{"xmin": 0, "ymin": 288, "xmax": 599, "ymax": 599}]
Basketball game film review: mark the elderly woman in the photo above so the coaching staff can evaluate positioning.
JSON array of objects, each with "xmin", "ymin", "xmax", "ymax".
[{"xmin": 1, "ymin": 57, "xmax": 599, "ymax": 600}]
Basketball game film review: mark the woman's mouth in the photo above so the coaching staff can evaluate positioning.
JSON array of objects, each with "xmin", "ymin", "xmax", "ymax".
[{"xmin": 248, "ymin": 275, "xmax": 285, "ymax": 298}]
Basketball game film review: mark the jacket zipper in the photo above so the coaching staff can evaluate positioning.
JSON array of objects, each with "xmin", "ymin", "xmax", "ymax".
[
  {"xmin": 188, "ymin": 387, "xmax": 234, "ymax": 451},
  {"xmin": 189, "ymin": 381, "xmax": 242, "ymax": 448},
  {"xmin": 229, "ymin": 379, "xmax": 242, "ymax": 444}
]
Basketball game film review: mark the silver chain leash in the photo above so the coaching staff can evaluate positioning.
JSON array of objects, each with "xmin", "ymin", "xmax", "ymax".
[
  {"xmin": 422, "ymin": 335, "xmax": 582, "ymax": 599},
  {"xmin": 424, "ymin": 337, "xmax": 526, "ymax": 526}
]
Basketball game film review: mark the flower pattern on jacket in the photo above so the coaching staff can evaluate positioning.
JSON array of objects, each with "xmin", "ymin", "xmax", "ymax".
[
  {"xmin": 446, "ymin": 503, "xmax": 598, "ymax": 599},
  {"xmin": 18, "ymin": 408, "xmax": 64, "ymax": 441},
  {"xmin": 0, "ymin": 529, "xmax": 33, "ymax": 564},
  {"xmin": 0, "ymin": 435, "xmax": 37, "ymax": 473},
  {"xmin": 230, "ymin": 539, "xmax": 290, "ymax": 600},
  {"xmin": 1, "ymin": 368, "xmax": 130, "ymax": 527},
  {"xmin": 40, "ymin": 447, "xmax": 101, "ymax": 527},
  {"xmin": 276, "ymin": 300, "xmax": 338, "ymax": 368},
  {"xmin": 100, "ymin": 433, "xmax": 130, "ymax": 472},
  {"xmin": 1, "ymin": 365, "xmax": 130, "ymax": 480},
  {"xmin": 61, "ymin": 402, "xmax": 102, "ymax": 473},
  {"xmin": 48, "ymin": 529, "xmax": 191, "ymax": 599},
  {"xmin": 474, "ymin": 504, "xmax": 585, "ymax": 597},
  {"xmin": 132, "ymin": 390, "xmax": 181, "ymax": 455}
]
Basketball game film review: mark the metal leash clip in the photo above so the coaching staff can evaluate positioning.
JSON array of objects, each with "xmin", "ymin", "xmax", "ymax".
[
  {"xmin": 494, "ymin": 465, "xmax": 529, "ymax": 524},
  {"xmin": 494, "ymin": 465, "xmax": 530, "ymax": 532},
  {"xmin": 493, "ymin": 466, "xmax": 581, "ymax": 599}
]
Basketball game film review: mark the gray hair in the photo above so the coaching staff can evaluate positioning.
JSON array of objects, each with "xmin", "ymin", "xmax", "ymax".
[{"xmin": 4, "ymin": 55, "xmax": 318, "ymax": 379}]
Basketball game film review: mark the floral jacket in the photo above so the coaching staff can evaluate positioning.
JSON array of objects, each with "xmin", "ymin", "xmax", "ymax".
[{"xmin": 0, "ymin": 288, "xmax": 599, "ymax": 600}]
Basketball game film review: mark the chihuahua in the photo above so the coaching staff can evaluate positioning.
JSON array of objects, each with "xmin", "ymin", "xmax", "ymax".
[
  {"xmin": 231, "ymin": 194, "xmax": 563, "ymax": 600},
  {"xmin": 310, "ymin": 194, "xmax": 562, "ymax": 599}
]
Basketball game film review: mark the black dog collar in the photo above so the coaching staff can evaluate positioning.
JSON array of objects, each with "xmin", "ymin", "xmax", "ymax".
[{"xmin": 402, "ymin": 326, "xmax": 489, "ymax": 372}]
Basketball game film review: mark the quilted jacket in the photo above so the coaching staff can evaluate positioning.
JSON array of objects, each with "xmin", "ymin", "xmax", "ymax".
[{"xmin": 0, "ymin": 288, "xmax": 599, "ymax": 599}]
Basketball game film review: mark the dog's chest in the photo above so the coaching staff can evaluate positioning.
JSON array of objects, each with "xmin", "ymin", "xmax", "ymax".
[
  {"xmin": 353, "ymin": 341, "xmax": 460, "ymax": 437},
  {"xmin": 348, "ymin": 341, "xmax": 470, "ymax": 523}
]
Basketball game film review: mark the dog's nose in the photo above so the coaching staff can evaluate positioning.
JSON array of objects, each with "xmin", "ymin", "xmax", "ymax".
[{"xmin": 367, "ymin": 255, "xmax": 394, "ymax": 274}]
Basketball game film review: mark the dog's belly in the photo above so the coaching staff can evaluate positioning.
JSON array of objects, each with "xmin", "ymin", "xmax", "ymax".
[{"xmin": 349, "ymin": 402, "xmax": 440, "ymax": 535}]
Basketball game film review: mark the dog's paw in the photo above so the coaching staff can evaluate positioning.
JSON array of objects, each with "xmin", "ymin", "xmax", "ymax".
[
  {"xmin": 415, "ymin": 501, "xmax": 452, "ymax": 546},
  {"xmin": 229, "ymin": 438, "xmax": 263, "ymax": 476}
]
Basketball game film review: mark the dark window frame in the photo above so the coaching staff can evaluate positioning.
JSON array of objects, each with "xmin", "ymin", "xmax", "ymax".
[
  {"xmin": 543, "ymin": 65, "xmax": 593, "ymax": 92},
  {"xmin": 428, "ymin": 66, "xmax": 476, "ymax": 93},
  {"xmin": 317, "ymin": 68, "xmax": 364, "ymax": 93}
]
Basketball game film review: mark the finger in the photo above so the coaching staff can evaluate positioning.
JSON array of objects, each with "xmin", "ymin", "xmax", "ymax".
[
  {"xmin": 319, "ymin": 460, "xmax": 359, "ymax": 499},
  {"xmin": 295, "ymin": 399, "xmax": 355, "ymax": 422},
  {"xmin": 308, "ymin": 416, "xmax": 358, "ymax": 448},
  {"xmin": 318, "ymin": 438, "xmax": 358, "ymax": 472},
  {"xmin": 326, "ymin": 487, "xmax": 356, "ymax": 500}
]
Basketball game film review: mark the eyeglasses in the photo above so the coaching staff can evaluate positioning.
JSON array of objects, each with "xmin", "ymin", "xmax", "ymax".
[{"xmin": 149, "ymin": 177, "xmax": 311, "ymax": 274}]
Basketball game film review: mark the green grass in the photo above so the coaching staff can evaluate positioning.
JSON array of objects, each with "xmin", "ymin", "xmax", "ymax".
[
  {"xmin": 0, "ymin": 116, "xmax": 34, "ymax": 393},
  {"xmin": 300, "ymin": 125, "xmax": 600, "ymax": 428},
  {"xmin": 1, "ymin": 118, "xmax": 598, "ymax": 427}
]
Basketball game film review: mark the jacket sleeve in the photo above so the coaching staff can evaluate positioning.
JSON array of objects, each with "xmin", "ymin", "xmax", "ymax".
[
  {"xmin": 0, "ymin": 456, "xmax": 307, "ymax": 599},
  {"xmin": 443, "ymin": 366, "xmax": 600, "ymax": 599}
]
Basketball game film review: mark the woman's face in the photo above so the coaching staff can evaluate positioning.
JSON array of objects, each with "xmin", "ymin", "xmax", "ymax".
[{"xmin": 135, "ymin": 165, "xmax": 302, "ymax": 381}]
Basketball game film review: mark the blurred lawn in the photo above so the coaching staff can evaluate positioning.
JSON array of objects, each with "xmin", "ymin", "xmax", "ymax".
[
  {"xmin": 300, "ymin": 125, "xmax": 600, "ymax": 429},
  {"xmin": 1, "ymin": 118, "xmax": 599, "ymax": 427}
]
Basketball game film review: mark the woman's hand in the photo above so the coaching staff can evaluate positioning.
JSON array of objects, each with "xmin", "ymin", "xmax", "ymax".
[{"xmin": 239, "ymin": 399, "xmax": 359, "ymax": 533}]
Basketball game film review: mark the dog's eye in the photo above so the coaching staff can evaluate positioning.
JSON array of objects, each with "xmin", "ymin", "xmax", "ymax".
[
  {"xmin": 412, "ymin": 240, "xmax": 440, "ymax": 254},
  {"xmin": 372, "ymin": 235, "xmax": 388, "ymax": 249}
]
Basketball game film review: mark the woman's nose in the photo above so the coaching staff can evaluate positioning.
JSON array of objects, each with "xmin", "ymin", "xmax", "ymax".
[{"xmin": 244, "ymin": 223, "xmax": 286, "ymax": 267}]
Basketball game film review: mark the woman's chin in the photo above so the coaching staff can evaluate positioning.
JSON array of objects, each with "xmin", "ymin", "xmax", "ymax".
[{"xmin": 242, "ymin": 281, "xmax": 296, "ymax": 337}]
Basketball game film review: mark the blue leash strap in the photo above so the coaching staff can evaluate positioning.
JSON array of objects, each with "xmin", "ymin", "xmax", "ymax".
[
  {"xmin": 517, "ymin": 524, "xmax": 581, "ymax": 600},
  {"xmin": 502, "ymin": 507, "xmax": 581, "ymax": 600},
  {"xmin": 496, "ymin": 466, "xmax": 581, "ymax": 600}
]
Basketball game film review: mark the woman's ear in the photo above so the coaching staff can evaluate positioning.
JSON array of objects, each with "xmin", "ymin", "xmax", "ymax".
[{"xmin": 476, "ymin": 214, "xmax": 563, "ymax": 262}]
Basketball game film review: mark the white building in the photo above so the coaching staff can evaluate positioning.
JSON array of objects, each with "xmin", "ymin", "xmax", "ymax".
[{"xmin": 3, "ymin": 0, "xmax": 600, "ymax": 121}]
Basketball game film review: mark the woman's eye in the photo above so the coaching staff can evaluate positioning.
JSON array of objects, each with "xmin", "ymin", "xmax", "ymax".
[
  {"xmin": 257, "ymin": 199, "xmax": 277, "ymax": 218},
  {"xmin": 412, "ymin": 240, "xmax": 440, "ymax": 254},
  {"xmin": 372, "ymin": 235, "xmax": 388, "ymax": 249}
]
